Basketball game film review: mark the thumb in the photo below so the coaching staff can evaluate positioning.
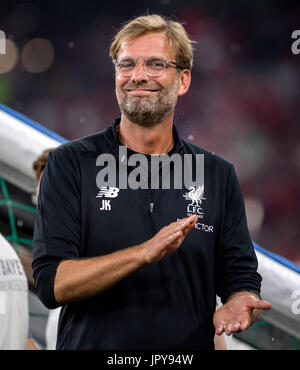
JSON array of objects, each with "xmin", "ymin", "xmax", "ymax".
[{"xmin": 248, "ymin": 296, "xmax": 272, "ymax": 310}]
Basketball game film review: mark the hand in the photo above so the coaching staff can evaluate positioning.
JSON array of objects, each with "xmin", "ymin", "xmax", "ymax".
[
  {"xmin": 213, "ymin": 293, "xmax": 272, "ymax": 336},
  {"xmin": 141, "ymin": 215, "xmax": 198, "ymax": 264}
]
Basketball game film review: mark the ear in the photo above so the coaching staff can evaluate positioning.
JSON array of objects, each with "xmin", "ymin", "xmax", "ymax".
[{"xmin": 177, "ymin": 69, "xmax": 191, "ymax": 97}]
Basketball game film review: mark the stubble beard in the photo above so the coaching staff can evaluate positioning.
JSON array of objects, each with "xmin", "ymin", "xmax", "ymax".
[{"xmin": 117, "ymin": 78, "xmax": 179, "ymax": 127}]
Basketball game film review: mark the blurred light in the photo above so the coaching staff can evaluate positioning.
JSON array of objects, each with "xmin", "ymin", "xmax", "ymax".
[
  {"xmin": 10, "ymin": 3, "xmax": 41, "ymax": 35},
  {"xmin": 188, "ymin": 135, "xmax": 194, "ymax": 141},
  {"xmin": 22, "ymin": 38, "xmax": 54, "ymax": 73},
  {"xmin": 244, "ymin": 197, "xmax": 264, "ymax": 234},
  {"xmin": 68, "ymin": 41, "xmax": 74, "ymax": 49},
  {"xmin": 0, "ymin": 39, "xmax": 19, "ymax": 74},
  {"xmin": 17, "ymin": 219, "xmax": 24, "ymax": 228}
]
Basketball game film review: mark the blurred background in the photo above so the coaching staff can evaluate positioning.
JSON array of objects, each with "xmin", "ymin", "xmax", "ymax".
[{"xmin": 0, "ymin": 0, "xmax": 299, "ymax": 266}]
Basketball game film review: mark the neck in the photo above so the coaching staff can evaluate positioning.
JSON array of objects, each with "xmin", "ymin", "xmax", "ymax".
[{"xmin": 118, "ymin": 113, "xmax": 174, "ymax": 155}]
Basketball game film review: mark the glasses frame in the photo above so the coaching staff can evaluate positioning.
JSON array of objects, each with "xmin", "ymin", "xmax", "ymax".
[{"xmin": 113, "ymin": 57, "xmax": 185, "ymax": 77}]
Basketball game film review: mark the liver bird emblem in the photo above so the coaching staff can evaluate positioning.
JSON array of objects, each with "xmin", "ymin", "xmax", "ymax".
[{"xmin": 183, "ymin": 185, "xmax": 204, "ymax": 206}]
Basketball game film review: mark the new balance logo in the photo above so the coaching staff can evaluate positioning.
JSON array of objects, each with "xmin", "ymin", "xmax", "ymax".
[
  {"xmin": 96, "ymin": 187, "xmax": 119, "ymax": 212},
  {"xmin": 96, "ymin": 186, "xmax": 119, "ymax": 198}
]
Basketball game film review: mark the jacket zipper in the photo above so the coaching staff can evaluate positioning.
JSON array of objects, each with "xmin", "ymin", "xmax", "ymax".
[
  {"xmin": 149, "ymin": 190, "xmax": 157, "ymax": 214},
  {"xmin": 149, "ymin": 202, "xmax": 154, "ymax": 214}
]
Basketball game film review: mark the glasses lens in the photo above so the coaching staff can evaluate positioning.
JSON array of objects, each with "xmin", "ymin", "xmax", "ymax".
[
  {"xmin": 116, "ymin": 59, "xmax": 135, "ymax": 76},
  {"xmin": 145, "ymin": 58, "xmax": 165, "ymax": 77}
]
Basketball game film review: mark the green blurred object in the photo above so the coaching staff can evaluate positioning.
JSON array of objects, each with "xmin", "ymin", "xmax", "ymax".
[
  {"xmin": 0, "ymin": 176, "xmax": 36, "ymax": 252},
  {"xmin": 0, "ymin": 77, "xmax": 11, "ymax": 104},
  {"xmin": 235, "ymin": 318, "xmax": 300, "ymax": 350}
]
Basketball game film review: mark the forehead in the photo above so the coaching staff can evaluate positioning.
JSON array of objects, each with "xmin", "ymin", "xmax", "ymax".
[{"xmin": 117, "ymin": 32, "xmax": 174, "ymax": 60}]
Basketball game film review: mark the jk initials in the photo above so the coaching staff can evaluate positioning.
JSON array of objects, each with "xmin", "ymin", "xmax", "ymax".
[
  {"xmin": 0, "ymin": 30, "xmax": 6, "ymax": 55},
  {"xmin": 100, "ymin": 199, "xmax": 111, "ymax": 211}
]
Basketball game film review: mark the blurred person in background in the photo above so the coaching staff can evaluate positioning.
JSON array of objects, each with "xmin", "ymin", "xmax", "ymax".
[
  {"xmin": 32, "ymin": 149, "xmax": 55, "ymax": 198},
  {"xmin": 0, "ymin": 233, "xmax": 36, "ymax": 349},
  {"xmin": 32, "ymin": 14, "xmax": 271, "ymax": 350},
  {"xmin": 33, "ymin": 148, "xmax": 60, "ymax": 350}
]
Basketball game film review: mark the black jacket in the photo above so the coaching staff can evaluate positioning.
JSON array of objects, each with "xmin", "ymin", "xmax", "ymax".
[{"xmin": 32, "ymin": 119, "xmax": 262, "ymax": 350}]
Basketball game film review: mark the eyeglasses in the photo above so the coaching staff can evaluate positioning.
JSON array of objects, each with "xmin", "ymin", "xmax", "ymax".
[{"xmin": 113, "ymin": 57, "xmax": 185, "ymax": 77}]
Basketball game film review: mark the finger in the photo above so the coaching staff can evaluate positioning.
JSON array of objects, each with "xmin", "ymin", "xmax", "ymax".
[
  {"xmin": 248, "ymin": 297, "xmax": 272, "ymax": 310},
  {"xmin": 240, "ymin": 319, "xmax": 249, "ymax": 331},
  {"xmin": 172, "ymin": 216, "xmax": 196, "ymax": 235},
  {"xmin": 225, "ymin": 321, "xmax": 244, "ymax": 335},
  {"xmin": 162, "ymin": 220, "xmax": 187, "ymax": 237},
  {"xmin": 179, "ymin": 215, "xmax": 197, "ymax": 227},
  {"xmin": 167, "ymin": 218, "xmax": 196, "ymax": 243},
  {"xmin": 231, "ymin": 322, "xmax": 240, "ymax": 332},
  {"xmin": 215, "ymin": 324, "xmax": 225, "ymax": 335},
  {"xmin": 224, "ymin": 324, "xmax": 233, "ymax": 336},
  {"xmin": 166, "ymin": 230, "xmax": 183, "ymax": 244},
  {"xmin": 180, "ymin": 215, "xmax": 198, "ymax": 232},
  {"xmin": 214, "ymin": 319, "xmax": 226, "ymax": 335},
  {"xmin": 255, "ymin": 300, "xmax": 272, "ymax": 310}
]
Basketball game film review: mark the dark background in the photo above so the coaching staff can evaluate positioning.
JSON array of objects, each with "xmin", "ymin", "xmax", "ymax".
[{"xmin": 0, "ymin": 0, "xmax": 300, "ymax": 263}]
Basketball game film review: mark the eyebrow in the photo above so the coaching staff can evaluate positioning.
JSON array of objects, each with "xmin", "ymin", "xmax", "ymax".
[{"xmin": 118, "ymin": 56, "xmax": 167, "ymax": 61}]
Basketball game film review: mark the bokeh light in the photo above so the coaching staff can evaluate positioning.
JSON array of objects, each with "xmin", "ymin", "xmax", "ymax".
[
  {"xmin": 21, "ymin": 38, "xmax": 54, "ymax": 73},
  {"xmin": 0, "ymin": 39, "xmax": 19, "ymax": 74}
]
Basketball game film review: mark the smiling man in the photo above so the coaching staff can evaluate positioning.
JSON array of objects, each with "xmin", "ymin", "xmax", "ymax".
[{"xmin": 32, "ymin": 14, "xmax": 271, "ymax": 350}]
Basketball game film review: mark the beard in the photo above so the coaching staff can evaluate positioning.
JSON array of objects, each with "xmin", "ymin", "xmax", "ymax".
[{"xmin": 116, "ymin": 78, "xmax": 179, "ymax": 127}]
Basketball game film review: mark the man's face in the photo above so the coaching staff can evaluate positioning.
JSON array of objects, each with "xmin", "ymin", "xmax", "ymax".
[{"xmin": 115, "ymin": 33, "xmax": 189, "ymax": 127}]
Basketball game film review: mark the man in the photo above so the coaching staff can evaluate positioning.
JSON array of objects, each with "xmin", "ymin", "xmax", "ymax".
[{"xmin": 32, "ymin": 14, "xmax": 271, "ymax": 350}]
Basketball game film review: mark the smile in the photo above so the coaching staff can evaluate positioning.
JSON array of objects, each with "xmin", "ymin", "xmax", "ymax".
[{"xmin": 125, "ymin": 89, "xmax": 160, "ymax": 94}]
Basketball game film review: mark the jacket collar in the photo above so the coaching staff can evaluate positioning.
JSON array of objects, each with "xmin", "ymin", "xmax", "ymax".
[{"xmin": 107, "ymin": 118, "xmax": 184, "ymax": 161}]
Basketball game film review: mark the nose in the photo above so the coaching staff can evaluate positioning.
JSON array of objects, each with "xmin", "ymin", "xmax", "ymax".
[{"xmin": 130, "ymin": 60, "xmax": 149, "ymax": 83}]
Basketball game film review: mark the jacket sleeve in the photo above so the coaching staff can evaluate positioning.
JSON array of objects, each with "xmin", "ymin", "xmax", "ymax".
[
  {"xmin": 216, "ymin": 164, "xmax": 262, "ymax": 304},
  {"xmin": 32, "ymin": 146, "xmax": 81, "ymax": 309}
]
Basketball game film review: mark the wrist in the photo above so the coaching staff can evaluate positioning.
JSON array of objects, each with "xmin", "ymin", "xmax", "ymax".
[
  {"xmin": 226, "ymin": 290, "xmax": 261, "ymax": 303},
  {"xmin": 135, "ymin": 241, "xmax": 150, "ymax": 266}
]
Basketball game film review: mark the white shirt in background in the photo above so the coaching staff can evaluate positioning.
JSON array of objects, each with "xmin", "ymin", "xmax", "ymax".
[{"xmin": 0, "ymin": 234, "xmax": 28, "ymax": 350}]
